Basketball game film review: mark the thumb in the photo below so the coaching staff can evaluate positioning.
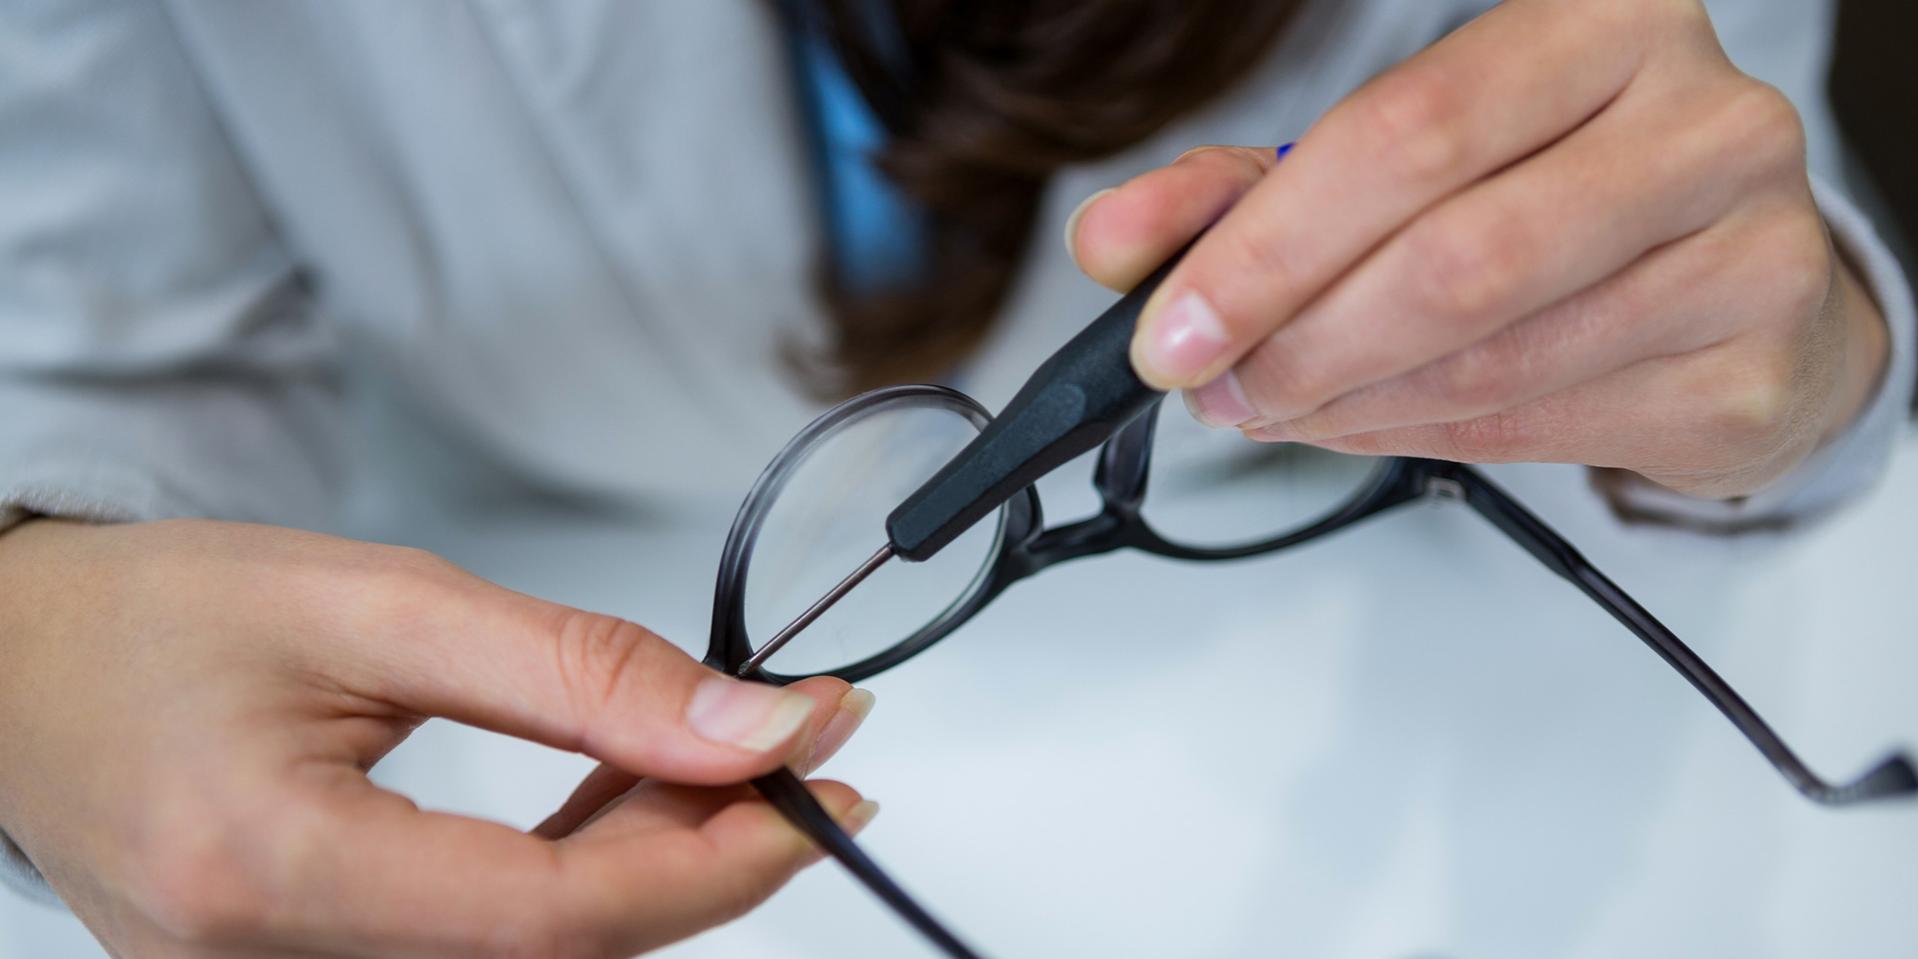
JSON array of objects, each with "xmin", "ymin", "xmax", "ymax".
[
  {"xmin": 1067, "ymin": 144, "xmax": 1277, "ymax": 294},
  {"xmin": 331, "ymin": 551, "xmax": 830, "ymax": 785}
]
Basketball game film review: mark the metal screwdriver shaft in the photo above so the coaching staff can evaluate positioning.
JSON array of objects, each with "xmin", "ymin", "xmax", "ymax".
[{"xmin": 738, "ymin": 544, "xmax": 896, "ymax": 676}]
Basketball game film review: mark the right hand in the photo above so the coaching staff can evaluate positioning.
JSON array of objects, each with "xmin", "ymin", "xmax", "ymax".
[{"xmin": 0, "ymin": 518, "xmax": 876, "ymax": 958}]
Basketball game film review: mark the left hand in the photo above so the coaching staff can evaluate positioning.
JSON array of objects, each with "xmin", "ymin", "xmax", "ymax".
[
  {"xmin": 0, "ymin": 519, "xmax": 876, "ymax": 959},
  {"xmin": 1068, "ymin": 0, "xmax": 1888, "ymax": 500}
]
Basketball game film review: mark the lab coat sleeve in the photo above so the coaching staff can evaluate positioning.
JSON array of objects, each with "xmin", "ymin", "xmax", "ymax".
[
  {"xmin": 0, "ymin": 0, "xmax": 344, "ymax": 902},
  {"xmin": 1592, "ymin": 0, "xmax": 1916, "ymax": 530}
]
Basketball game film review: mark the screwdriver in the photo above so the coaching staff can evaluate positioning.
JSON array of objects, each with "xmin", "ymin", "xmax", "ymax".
[{"xmin": 739, "ymin": 249, "xmax": 1186, "ymax": 673}]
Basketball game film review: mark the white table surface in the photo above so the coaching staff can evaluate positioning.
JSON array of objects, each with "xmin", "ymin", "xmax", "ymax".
[{"xmin": 5, "ymin": 434, "xmax": 1916, "ymax": 959}]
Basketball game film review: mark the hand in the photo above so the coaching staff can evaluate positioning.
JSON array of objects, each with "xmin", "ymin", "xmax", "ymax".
[
  {"xmin": 0, "ymin": 519, "xmax": 875, "ymax": 958},
  {"xmin": 1069, "ymin": 0, "xmax": 1889, "ymax": 499}
]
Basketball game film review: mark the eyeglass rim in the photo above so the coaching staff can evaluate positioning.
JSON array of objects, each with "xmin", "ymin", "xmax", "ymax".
[
  {"xmin": 704, "ymin": 383, "xmax": 1031, "ymax": 682},
  {"xmin": 1090, "ymin": 397, "xmax": 1403, "ymax": 561}
]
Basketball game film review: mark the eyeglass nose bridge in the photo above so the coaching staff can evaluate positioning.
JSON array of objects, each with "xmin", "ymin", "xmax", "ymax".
[
  {"xmin": 1091, "ymin": 396, "xmax": 1162, "ymax": 503},
  {"xmin": 1010, "ymin": 510, "xmax": 1132, "ymax": 578},
  {"xmin": 978, "ymin": 399, "xmax": 1162, "ymax": 580}
]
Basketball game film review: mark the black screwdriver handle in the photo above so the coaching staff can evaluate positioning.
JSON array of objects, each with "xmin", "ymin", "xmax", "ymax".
[{"xmin": 885, "ymin": 254, "xmax": 1185, "ymax": 562}]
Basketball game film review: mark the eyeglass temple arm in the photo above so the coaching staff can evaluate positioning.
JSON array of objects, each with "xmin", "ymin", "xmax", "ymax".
[
  {"xmin": 751, "ymin": 768, "xmax": 987, "ymax": 959},
  {"xmin": 1444, "ymin": 464, "xmax": 1918, "ymax": 806}
]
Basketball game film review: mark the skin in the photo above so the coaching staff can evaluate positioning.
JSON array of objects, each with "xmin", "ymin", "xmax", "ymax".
[
  {"xmin": 0, "ymin": 519, "xmax": 875, "ymax": 958},
  {"xmin": 1070, "ymin": 0, "xmax": 1889, "ymax": 500}
]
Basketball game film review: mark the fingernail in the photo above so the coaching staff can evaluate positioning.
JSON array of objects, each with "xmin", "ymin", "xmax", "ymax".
[
  {"xmin": 841, "ymin": 800, "xmax": 881, "ymax": 836},
  {"xmin": 1136, "ymin": 289, "xmax": 1229, "ymax": 385},
  {"xmin": 687, "ymin": 678, "xmax": 814, "ymax": 752},
  {"xmin": 1063, "ymin": 187, "xmax": 1115, "ymax": 263},
  {"xmin": 1276, "ymin": 142, "xmax": 1296, "ymax": 162},
  {"xmin": 1183, "ymin": 372, "xmax": 1256, "ymax": 428},
  {"xmin": 804, "ymin": 688, "xmax": 876, "ymax": 774}
]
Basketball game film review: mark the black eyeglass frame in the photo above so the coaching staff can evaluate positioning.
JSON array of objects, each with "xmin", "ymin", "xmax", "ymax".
[
  {"xmin": 709, "ymin": 384, "xmax": 1914, "ymax": 807},
  {"xmin": 701, "ymin": 383, "xmax": 1916, "ymax": 959}
]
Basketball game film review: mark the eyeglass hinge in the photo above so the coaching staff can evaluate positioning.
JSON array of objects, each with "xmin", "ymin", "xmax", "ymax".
[{"xmin": 1425, "ymin": 474, "xmax": 1467, "ymax": 500}]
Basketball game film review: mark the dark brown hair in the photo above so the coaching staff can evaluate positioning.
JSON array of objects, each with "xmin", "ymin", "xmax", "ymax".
[{"xmin": 801, "ymin": 0, "xmax": 1302, "ymax": 395}]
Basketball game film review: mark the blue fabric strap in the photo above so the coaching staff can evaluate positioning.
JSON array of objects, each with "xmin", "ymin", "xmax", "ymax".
[{"xmin": 790, "ymin": 18, "xmax": 928, "ymax": 292}]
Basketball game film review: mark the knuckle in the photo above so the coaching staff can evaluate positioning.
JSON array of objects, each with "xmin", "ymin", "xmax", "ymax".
[
  {"xmin": 1759, "ymin": 213, "xmax": 1835, "ymax": 320},
  {"xmin": 134, "ymin": 825, "xmax": 270, "ymax": 944},
  {"xmin": 1441, "ymin": 411, "xmax": 1529, "ymax": 462},
  {"xmin": 1211, "ymin": 216, "xmax": 1305, "ymax": 292},
  {"xmin": 1429, "ymin": 346, "xmax": 1518, "ymax": 412},
  {"xmin": 1702, "ymin": 346, "xmax": 1803, "ymax": 448},
  {"xmin": 1721, "ymin": 81, "xmax": 1807, "ymax": 173},
  {"xmin": 1402, "ymin": 214, "xmax": 1525, "ymax": 322},
  {"xmin": 377, "ymin": 544, "xmax": 466, "ymax": 592},
  {"xmin": 385, "ymin": 543, "xmax": 456, "ymax": 575},
  {"xmin": 1239, "ymin": 338, "xmax": 1331, "ymax": 415},
  {"xmin": 1357, "ymin": 72, "xmax": 1468, "ymax": 184},
  {"xmin": 551, "ymin": 609, "xmax": 657, "ymax": 726},
  {"xmin": 344, "ymin": 544, "xmax": 464, "ymax": 625}
]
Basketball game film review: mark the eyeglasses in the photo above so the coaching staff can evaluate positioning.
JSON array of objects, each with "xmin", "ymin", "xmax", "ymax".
[{"xmin": 702, "ymin": 384, "xmax": 1917, "ymax": 959}]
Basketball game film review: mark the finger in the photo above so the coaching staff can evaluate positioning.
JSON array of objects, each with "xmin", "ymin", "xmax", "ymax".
[
  {"xmin": 1286, "ymin": 338, "xmax": 1814, "ymax": 497},
  {"xmin": 562, "ymin": 780, "xmax": 876, "ymax": 957},
  {"xmin": 530, "ymin": 677, "xmax": 848, "ymax": 839},
  {"xmin": 1248, "ymin": 202, "xmax": 1802, "ymax": 442},
  {"xmin": 533, "ymin": 681, "xmax": 872, "ymax": 840},
  {"xmin": 320, "ymin": 553, "xmax": 841, "ymax": 785},
  {"xmin": 801, "ymin": 685, "xmax": 875, "ymax": 775},
  {"xmin": 1068, "ymin": 145, "xmax": 1276, "ymax": 291},
  {"xmin": 257, "ymin": 775, "xmax": 591, "ymax": 955},
  {"xmin": 275, "ymin": 772, "xmax": 871, "ymax": 957},
  {"xmin": 533, "ymin": 761, "xmax": 641, "ymax": 842},
  {"xmin": 564, "ymin": 777, "xmax": 757, "ymax": 842},
  {"xmin": 1280, "ymin": 359, "xmax": 1687, "ymax": 466},
  {"xmin": 1129, "ymin": 0, "xmax": 1680, "ymax": 388},
  {"xmin": 1222, "ymin": 74, "xmax": 1799, "ymax": 428}
]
